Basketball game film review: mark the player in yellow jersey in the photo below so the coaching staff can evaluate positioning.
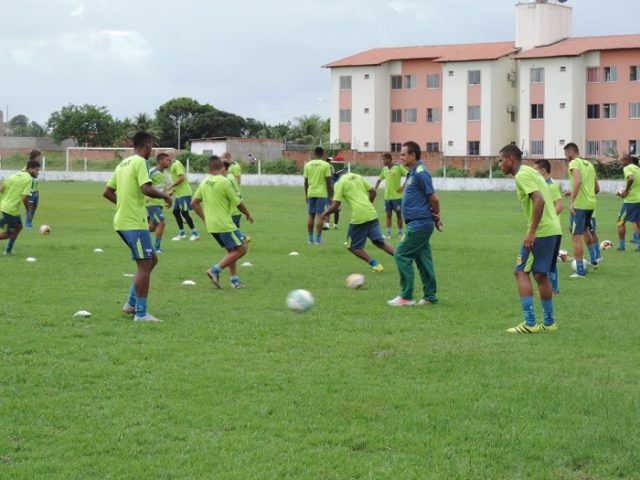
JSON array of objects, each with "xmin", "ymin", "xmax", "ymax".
[
  {"xmin": 616, "ymin": 155, "xmax": 640, "ymax": 251},
  {"xmin": 303, "ymin": 147, "xmax": 332, "ymax": 244},
  {"xmin": 374, "ymin": 153, "xmax": 408, "ymax": 238}
]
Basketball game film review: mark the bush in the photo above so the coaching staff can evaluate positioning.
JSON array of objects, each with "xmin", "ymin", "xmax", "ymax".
[
  {"xmin": 594, "ymin": 159, "xmax": 624, "ymax": 179},
  {"xmin": 262, "ymin": 158, "xmax": 299, "ymax": 174},
  {"xmin": 349, "ymin": 164, "xmax": 381, "ymax": 176},
  {"xmin": 474, "ymin": 168, "xmax": 505, "ymax": 178},
  {"xmin": 433, "ymin": 166, "xmax": 467, "ymax": 178},
  {"xmin": 176, "ymin": 152, "xmax": 209, "ymax": 173}
]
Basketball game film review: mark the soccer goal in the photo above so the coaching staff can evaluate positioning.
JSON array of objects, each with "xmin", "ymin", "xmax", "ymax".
[{"xmin": 64, "ymin": 147, "xmax": 178, "ymax": 172}]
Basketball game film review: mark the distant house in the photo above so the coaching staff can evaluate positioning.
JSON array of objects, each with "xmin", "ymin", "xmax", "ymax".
[{"xmin": 190, "ymin": 137, "xmax": 284, "ymax": 161}]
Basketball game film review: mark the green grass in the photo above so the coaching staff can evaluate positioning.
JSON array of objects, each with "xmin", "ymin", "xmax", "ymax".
[{"xmin": 1, "ymin": 183, "xmax": 639, "ymax": 479}]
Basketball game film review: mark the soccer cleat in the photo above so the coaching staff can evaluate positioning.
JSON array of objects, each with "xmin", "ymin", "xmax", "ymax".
[
  {"xmin": 333, "ymin": 224, "xmax": 338, "ymax": 230},
  {"xmin": 206, "ymin": 269, "xmax": 222, "ymax": 289},
  {"xmin": 3, "ymin": 250, "xmax": 14, "ymax": 256},
  {"xmin": 570, "ymin": 273, "xmax": 586, "ymax": 278},
  {"xmin": 25, "ymin": 222, "xmax": 33, "ymax": 228},
  {"xmin": 155, "ymin": 249, "xmax": 163, "ymax": 254},
  {"xmin": 244, "ymin": 235, "xmax": 252, "ymax": 244},
  {"xmin": 507, "ymin": 323, "xmax": 541, "ymax": 334},
  {"xmin": 417, "ymin": 299, "xmax": 436, "ymax": 305},
  {"xmin": 133, "ymin": 313, "xmax": 162, "ymax": 322},
  {"xmin": 323, "ymin": 222, "xmax": 330, "ymax": 230},
  {"xmin": 387, "ymin": 296, "xmax": 415, "ymax": 306},
  {"xmin": 231, "ymin": 281, "xmax": 245, "ymax": 289},
  {"xmin": 617, "ymin": 247, "xmax": 626, "ymax": 251},
  {"xmin": 315, "ymin": 240, "xmax": 325, "ymax": 245},
  {"xmin": 122, "ymin": 304, "xmax": 135, "ymax": 315},
  {"xmin": 539, "ymin": 323, "xmax": 558, "ymax": 332},
  {"xmin": 189, "ymin": 234, "xmax": 200, "ymax": 241},
  {"xmin": 372, "ymin": 264, "xmax": 384, "ymax": 273},
  {"xmin": 172, "ymin": 234, "xmax": 186, "ymax": 241}
]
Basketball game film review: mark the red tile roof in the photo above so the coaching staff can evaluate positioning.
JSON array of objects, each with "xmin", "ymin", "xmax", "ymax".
[
  {"xmin": 323, "ymin": 41, "xmax": 519, "ymax": 68},
  {"xmin": 514, "ymin": 34, "xmax": 640, "ymax": 59}
]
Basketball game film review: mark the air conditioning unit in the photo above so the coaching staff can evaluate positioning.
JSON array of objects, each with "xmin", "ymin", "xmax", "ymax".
[
  {"xmin": 507, "ymin": 105, "xmax": 516, "ymax": 113},
  {"xmin": 507, "ymin": 72, "xmax": 516, "ymax": 82}
]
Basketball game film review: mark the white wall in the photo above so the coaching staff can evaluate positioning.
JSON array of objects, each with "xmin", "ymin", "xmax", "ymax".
[
  {"xmin": 488, "ymin": 57, "xmax": 519, "ymax": 155},
  {"xmin": 191, "ymin": 140, "xmax": 228, "ymax": 156},
  {"xmin": 441, "ymin": 62, "xmax": 469, "ymax": 156},
  {"xmin": 515, "ymin": 2, "xmax": 572, "ymax": 50}
]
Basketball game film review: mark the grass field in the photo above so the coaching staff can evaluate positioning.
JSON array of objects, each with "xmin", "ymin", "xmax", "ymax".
[{"xmin": 1, "ymin": 182, "xmax": 639, "ymax": 479}]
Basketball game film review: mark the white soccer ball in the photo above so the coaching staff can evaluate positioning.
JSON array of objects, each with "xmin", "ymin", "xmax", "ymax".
[
  {"xmin": 346, "ymin": 273, "xmax": 366, "ymax": 289},
  {"xmin": 571, "ymin": 258, "xmax": 590, "ymax": 272},
  {"xmin": 617, "ymin": 187, "xmax": 626, "ymax": 197},
  {"xmin": 600, "ymin": 240, "xmax": 613, "ymax": 250},
  {"xmin": 39, "ymin": 224, "xmax": 51, "ymax": 235},
  {"xmin": 286, "ymin": 289, "xmax": 315, "ymax": 313},
  {"xmin": 557, "ymin": 249, "xmax": 570, "ymax": 262}
]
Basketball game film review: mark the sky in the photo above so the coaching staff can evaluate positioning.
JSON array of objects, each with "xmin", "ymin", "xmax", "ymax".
[{"xmin": 1, "ymin": 0, "xmax": 638, "ymax": 126}]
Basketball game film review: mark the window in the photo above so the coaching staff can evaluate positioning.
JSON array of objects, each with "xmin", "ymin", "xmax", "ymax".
[
  {"xmin": 587, "ymin": 104, "xmax": 600, "ymax": 119},
  {"xmin": 364, "ymin": 108, "xmax": 369, "ymax": 114},
  {"xmin": 587, "ymin": 67, "xmax": 599, "ymax": 83},
  {"xmin": 391, "ymin": 75, "xmax": 402, "ymax": 89},
  {"xmin": 426, "ymin": 108, "xmax": 439, "ymax": 123},
  {"xmin": 390, "ymin": 143, "xmax": 401, "ymax": 152},
  {"xmin": 629, "ymin": 140, "xmax": 638, "ymax": 155},
  {"xmin": 560, "ymin": 66, "xmax": 567, "ymax": 72},
  {"xmin": 530, "ymin": 141, "xmax": 544, "ymax": 156},
  {"xmin": 448, "ymin": 106, "xmax": 454, "ymax": 112},
  {"xmin": 448, "ymin": 70, "xmax": 454, "ymax": 77},
  {"xmin": 631, "ymin": 66, "xmax": 640, "ymax": 82},
  {"xmin": 531, "ymin": 104, "xmax": 544, "ymax": 119},
  {"xmin": 364, "ymin": 74, "xmax": 370, "ymax": 80},
  {"xmin": 604, "ymin": 66, "xmax": 618, "ymax": 82},
  {"xmin": 339, "ymin": 109, "xmax": 351, "ymax": 123},
  {"xmin": 530, "ymin": 67, "xmax": 545, "ymax": 83},
  {"xmin": 467, "ymin": 106, "xmax": 481, "ymax": 121},
  {"xmin": 560, "ymin": 103, "xmax": 566, "ymax": 109},
  {"xmin": 586, "ymin": 141, "xmax": 600, "ymax": 156},
  {"xmin": 404, "ymin": 109, "xmax": 417, "ymax": 123},
  {"xmin": 427, "ymin": 74, "xmax": 440, "ymax": 89},
  {"xmin": 468, "ymin": 70, "xmax": 481, "ymax": 85},
  {"xmin": 630, "ymin": 103, "xmax": 640, "ymax": 119},
  {"xmin": 602, "ymin": 140, "xmax": 617, "ymax": 155},
  {"xmin": 603, "ymin": 103, "xmax": 618, "ymax": 119},
  {"xmin": 404, "ymin": 75, "xmax": 417, "ymax": 89},
  {"xmin": 448, "ymin": 141, "xmax": 454, "ymax": 147},
  {"xmin": 339, "ymin": 76, "xmax": 352, "ymax": 90},
  {"xmin": 468, "ymin": 141, "xmax": 480, "ymax": 156},
  {"xmin": 559, "ymin": 139, "xmax": 565, "ymax": 146},
  {"xmin": 426, "ymin": 142, "xmax": 439, "ymax": 153},
  {"xmin": 391, "ymin": 109, "xmax": 402, "ymax": 123},
  {"xmin": 364, "ymin": 142, "xmax": 369, "ymax": 147},
  {"xmin": 203, "ymin": 149, "xmax": 213, "ymax": 156}
]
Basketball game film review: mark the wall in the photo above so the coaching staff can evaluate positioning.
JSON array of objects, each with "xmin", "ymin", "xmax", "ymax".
[
  {"xmin": 191, "ymin": 138, "xmax": 283, "ymax": 161},
  {"xmin": 0, "ymin": 136, "xmax": 75, "ymax": 150},
  {"xmin": 515, "ymin": 2, "xmax": 572, "ymax": 50}
]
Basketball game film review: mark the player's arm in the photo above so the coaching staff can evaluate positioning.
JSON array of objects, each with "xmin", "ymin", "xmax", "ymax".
[
  {"xmin": 569, "ymin": 168, "xmax": 581, "ymax": 214},
  {"xmin": 323, "ymin": 200, "xmax": 341, "ymax": 217},
  {"xmin": 524, "ymin": 190, "xmax": 545, "ymax": 249},
  {"xmin": 398, "ymin": 173, "xmax": 409, "ymax": 193},
  {"xmin": 237, "ymin": 202, "xmax": 253, "ymax": 223},
  {"xmin": 141, "ymin": 183, "xmax": 172, "ymax": 208},
  {"xmin": 594, "ymin": 175, "xmax": 600, "ymax": 194},
  {"xmin": 22, "ymin": 195, "xmax": 30, "ymax": 211},
  {"xmin": 368, "ymin": 188, "xmax": 377, "ymax": 203},
  {"xmin": 428, "ymin": 193, "xmax": 442, "ymax": 231},
  {"xmin": 304, "ymin": 178, "xmax": 309, "ymax": 201},
  {"xmin": 621, "ymin": 175, "xmax": 634, "ymax": 198},
  {"xmin": 373, "ymin": 178, "xmax": 382, "ymax": 191},
  {"xmin": 236, "ymin": 173, "xmax": 241, "ymax": 186},
  {"xmin": 103, "ymin": 186, "xmax": 117, "ymax": 205},
  {"xmin": 554, "ymin": 199, "xmax": 563, "ymax": 215},
  {"xmin": 325, "ymin": 176, "xmax": 333, "ymax": 198},
  {"xmin": 191, "ymin": 197, "xmax": 205, "ymax": 222}
]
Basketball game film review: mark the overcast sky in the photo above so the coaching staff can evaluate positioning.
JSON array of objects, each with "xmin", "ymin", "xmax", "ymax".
[{"xmin": 1, "ymin": 0, "xmax": 638, "ymax": 126}]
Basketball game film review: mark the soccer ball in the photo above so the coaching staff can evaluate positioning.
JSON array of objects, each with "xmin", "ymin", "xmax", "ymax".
[
  {"xmin": 346, "ymin": 273, "xmax": 366, "ymax": 289},
  {"xmin": 286, "ymin": 289, "xmax": 314, "ymax": 313},
  {"xmin": 600, "ymin": 240, "xmax": 613, "ymax": 250},
  {"xmin": 616, "ymin": 187, "xmax": 626, "ymax": 197},
  {"xmin": 571, "ymin": 258, "xmax": 590, "ymax": 272},
  {"xmin": 557, "ymin": 249, "xmax": 570, "ymax": 262},
  {"xmin": 39, "ymin": 225, "xmax": 51, "ymax": 235}
]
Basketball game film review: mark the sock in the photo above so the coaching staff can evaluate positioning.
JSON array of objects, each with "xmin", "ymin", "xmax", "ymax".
[
  {"xmin": 619, "ymin": 239, "xmax": 626, "ymax": 250},
  {"xmin": 594, "ymin": 243, "xmax": 601, "ymax": 259},
  {"xmin": 541, "ymin": 299, "xmax": 555, "ymax": 326},
  {"xmin": 135, "ymin": 297, "xmax": 148, "ymax": 318},
  {"xmin": 179, "ymin": 230, "xmax": 185, "ymax": 236},
  {"xmin": 368, "ymin": 259, "xmax": 378, "ymax": 266},
  {"xmin": 155, "ymin": 237, "xmax": 161, "ymax": 250},
  {"xmin": 386, "ymin": 229, "xmax": 391, "ymax": 236},
  {"xmin": 212, "ymin": 264, "xmax": 222, "ymax": 274},
  {"xmin": 520, "ymin": 296, "xmax": 536, "ymax": 326},
  {"xmin": 191, "ymin": 229, "xmax": 198, "ymax": 236},
  {"xmin": 315, "ymin": 233, "xmax": 322, "ymax": 243},
  {"xmin": 398, "ymin": 230, "xmax": 403, "ymax": 236},
  {"xmin": 549, "ymin": 268, "xmax": 559, "ymax": 293},
  {"xmin": 588, "ymin": 245, "xmax": 597, "ymax": 263},
  {"xmin": 126, "ymin": 284, "xmax": 136, "ymax": 308},
  {"xmin": 6, "ymin": 238, "xmax": 16, "ymax": 253},
  {"xmin": 230, "ymin": 275, "xmax": 240, "ymax": 284},
  {"xmin": 576, "ymin": 258, "xmax": 585, "ymax": 276},
  {"xmin": 633, "ymin": 232, "xmax": 639, "ymax": 244},
  {"xmin": 308, "ymin": 232, "xmax": 313, "ymax": 242},
  {"xmin": 182, "ymin": 212, "xmax": 195, "ymax": 230}
]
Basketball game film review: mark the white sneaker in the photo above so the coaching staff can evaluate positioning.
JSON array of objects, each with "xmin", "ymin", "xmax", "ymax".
[
  {"xmin": 122, "ymin": 304, "xmax": 135, "ymax": 315},
  {"xmin": 570, "ymin": 273, "xmax": 586, "ymax": 279},
  {"xmin": 189, "ymin": 234, "xmax": 200, "ymax": 241},
  {"xmin": 386, "ymin": 296, "xmax": 415, "ymax": 307},
  {"xmin": 172, "ymin": 234, "xmax": 186, "ymax": 241},
  {"xmin": 134, "ymin": 313, "xmax": 162, "ymax": 322}
]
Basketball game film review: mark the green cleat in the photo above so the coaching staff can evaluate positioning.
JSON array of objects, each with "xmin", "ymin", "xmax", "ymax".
[
  {"xmin": 539, "ymin": 323, "xmax": 558, "ymax": 332},
  {"xmin": 507, "ymin": 323, "xmax": 541, "ymax": 334}
]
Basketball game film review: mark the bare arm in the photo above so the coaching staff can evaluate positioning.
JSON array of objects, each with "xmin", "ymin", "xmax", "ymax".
[
  {"xmin": 369, "ymin": 188, "xmax": 377, "ymax": 203},
  {"xmin": 141, "ymin": 183, "xmax": 172, "ymax": 208},
  {"xmin": 172, "ymin": 174, "xmax": 185, "ymax": 187},
  {"xmin": 191, "ymin": 198, "xmax": 205, "ymax": 221},
  {"xmin": 620, "ymin": 176, "xmax": 634, "ymax": 198},
  {"xmin": 236, "ymin": 175, "xmax": 241, "ymax": 186},
  {"xmin": 22, "ymin": 195, "xmax": 30, "ymax": 211},
  {"xmin": 428, "ymin": 193, "xmax": 442, "ymax": 231},
  {"xmin": 594, "ymin": 176, "xmax": 600, "ymax": 194},
  {"xmin": 237, "ymin": 202, "xmax": 253, "ymax": 223},
  {"xmin": 103, "ymin": 186, "xmax": 117, "ymax": 205},
  {"xmin": 304, "ymin": 178, "xmax": 309, "ymax": 200},
  {"xmin": 524, "ymin": 191, "xmax": 545, "ymax": 249},
  {"xmin": 323, "ymin": 200, "xmax": 341, "ymax": 217},
  {"xmin": 373, "ymin": 179, "xmax": 382, "ymax": 191},
  {"xmin": 325, "ymin": 177, "xmax": 333, "ymax": 198},
  {"xmin": 554, "ymin": 199, "xmax": 563, "ymax": 216}
]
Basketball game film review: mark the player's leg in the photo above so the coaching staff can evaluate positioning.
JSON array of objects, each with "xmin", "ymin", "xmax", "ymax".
[
  {"xmin": 313, "ymin": 199, "xmax": 327, "ymax": 244},
  {"xmin": 628, "ymin": 204, "xmax": 640, "ymax": 251},
  {"xmin": 534, "ymin": 235, "xmax": 560, "ymax": 330},
  {"xmin": 179, "ymin": 197, "xmax": 198, "ymax": 240},
  {"xmin": 368, "ymin": 219, "xmax": 395, "ymax": 268},
  {"xmin": 306, "ymin": 198, "xmax": 316, "ymax": 243},
  {"xmin": 395, "ymin": 203, "xmax": 404, "ymax": 238},
  {"xmin": 634, "ymin": 221, "xmax": 640, "ymax": 251},
  {"xmin": 333, "ymin": 208, "xmax": 339, "ymax": 229},
  {"xmin": 172, "ymin": 197, "xmax": 186, "ymax": 240},
  {"xmin": 508, "ymin": 244, "xmax": 538, "ymax": 332},
  {"xmin": 384, "ymin": 200, "xmax": 393, "ymax": 237},
  {"xmin": 585, "ymin": 218, "xmax": 599, "ymax": 266},
  {"xmin": 413, "ymin": 231, "xmax": 438, "ymax": 304},
  {"xmin": 617, "ymin": 204, "xmax": 628, "ymax": 250},
  {"xmin": 208, "ymin": 232, "xmax": 247, "ymax": 288},
  {"xmin": 155, "ymin": 219, "xmax": 166, "ymax": 252},
  {"xmin": 388, "ymin": 228, "xmax": 422, "ymax": 305},
  {"xmin": 570, "ymin": 210, "xmax": 589, "ymax": 277},
  {"xmin": 2, "ymin": 215, "xmax": 22, "ymax": 254},
  {"xmin": 632, "ymin": 222, "xmax": 640, "ymax": 244}
]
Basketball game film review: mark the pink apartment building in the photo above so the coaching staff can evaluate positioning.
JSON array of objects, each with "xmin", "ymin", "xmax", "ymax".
[{"xmin": 324, "ymin": 0, "xmax": 640, "ymax": 160}]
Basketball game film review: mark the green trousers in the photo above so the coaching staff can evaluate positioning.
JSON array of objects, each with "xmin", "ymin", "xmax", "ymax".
[{"xmin": 394, "ymin": 228, "xmax": 438, "ymax": 302}]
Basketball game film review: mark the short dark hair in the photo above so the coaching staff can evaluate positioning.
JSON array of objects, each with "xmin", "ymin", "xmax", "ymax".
[
  {"xmin": 563, "ymin": 142, "xmax": 579, "ymax": 154},
  {"xmin": 133, "ymin": 131, "xmax": 152, "ymax": 149},
  {"xmin": 632, "ymin": 156, "xmax": 639, "ymax": 166},
  {"xmin": 209, "ymin": 155, "xmax": 223, "ymax": 170},
  {"xmin": 26, "ymin": 159, "xmax": 41, "ymax": 170},
  {"xmin": 402, "ymin": 141, "xmax": 421, "ymax": 161},
  {"xmin": 29, "ymin": 149, "xmax": 41, "ymax": 160},
  {"xmin": 222, "ymin": 161, "xmax": 231, "ymax": 170},
  {"xmin": 499, "ymin": 144, "xmax": 522, "ymax": 160},
  {"xmin": 382, "ymin": 153, "xmax": 392, "ymax": 161},
  {"xmin": 156, "ymin": 153, "xmax": 169, "ymax": 162},
  {"xmin": 534, "ymin": 159, "xmax": 551, "ymax": 174},
  {"xmin": 314, "ymin": 146, "xmax": 324, "ymax": 158}
]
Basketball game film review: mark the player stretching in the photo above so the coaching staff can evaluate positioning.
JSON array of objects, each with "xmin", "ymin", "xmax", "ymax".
[
  {"xmin": 303, "ymin": 147, "xmax": 332, "ymax": 244},
  {"xmin": 500, "ymin": 145, "xmax": 561, "ymax": 333},
  {"xmin": 24, "ymin": 150, "xmax": 42, "ymax": 228},
  {"xmin": 324, "ymin": 171, "xmax": 395, "ymax": 272},
  {"xmin": 0, "ymin": 159, "xmax": 41, "ymax": 254},
  {"xmin": 170, "ymin": 156, "xmax": 199, "ymax": 241},
  {"xmin": 103, "ymin": 132, "xmax": 172, "ymax": 322},
  {"xmin": 616, "ymin": 155, "xmax": 640, "ymax": 251},
  {"xmin": 223, "ymin": 151, "xmax": 242, "ymax": 187},
  {"xmin": 192, "ymin": 155, "xmax": 254, "ymax": 289},
  {"xmin": 564, "ymin": 143, "xmax": 599, "ymax": 278},
  {"xmin": 146, "ymin": 153, "xmax": 172, "ymax": 253},
  {"xmin": 374, "ymin": 152, "xmax": 408, "ymax": 238}
]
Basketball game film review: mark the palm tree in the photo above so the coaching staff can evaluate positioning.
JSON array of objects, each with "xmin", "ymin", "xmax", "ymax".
[
  {"xmin": 289, "ymin": 114, "xmax": 329, "ymax": 147},
  {"xmin": 129, "ymin": 113, "xmax": 162, "ymax": 145}
]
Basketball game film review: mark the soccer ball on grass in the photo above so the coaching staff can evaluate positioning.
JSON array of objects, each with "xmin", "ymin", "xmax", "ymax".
[
  {"xmin": 39, "ymin": 225, "xmax": 51, "ymax": 235},
  {"xmin": 571, "ymin": 258, "xmax": 590, "ymax": 272},
  {"xmin": 345, "ymin": 273, "xmax": 366, "ymax": 289},
  {"xmin": 286, "ymin": 289, "xmax": 314, "ymax": 313}
]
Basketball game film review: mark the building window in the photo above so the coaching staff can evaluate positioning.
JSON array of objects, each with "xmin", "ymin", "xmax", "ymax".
[
  {"xmin": 448, "ymin": 141, "xmax": 454, "ymax": 147},
  {"xmin": 468, "ymin": 141, "xmax": 480, "ymax": 156},
  {"xmin": 631, "ymin": 66, "xmax": 640, "ymax": 82},
  {"xmin": 364, "ymin": 108, "xmax": 369, "ymax": 114},
  {"xmin": 427, "ymin": 74, "xmax": 440, "ymax": 89},
  {"xmin": 468, "ymin": 70, "xmax": 481, "ymax": 85},
  {"xmin": 602, "ymin": 140, "xmax": 617, "ymax": 155},
  {"xmin": 390, "ymin": 143, "xmax": 402, "ymax": 152},
  {"xmin": 364, "ymin": 142, "xmax": 369, "ymax": 147},
  {"xmin": 364, "ymin": 74, "xmax": 370, "ymax": 80},
  {"xmin": 587, "ymin": 67, "xmax": 599, "ymax": 83},
  {"xmin": 630, "ymin": 103, "xmax": 640, "ymax": 119},
  {"xmin": 339, "ymin": 76, "xmax": 352, "ymax": 90},
  {"xmin": 587, "ymin": 104, "xmax": 600, "ymax": 119},
  {"xmin": 560, "ymin": 102, "xmax": 566, "ymax": 109},
  {"xmin": 404, "ymin": 75, "xmax": 417, "ymax": 89},
  {"xmin": 391, "ymin": 75, "xmax": 402, "ymax": 89},
  {"xmin": 560, "ymin": 66, "xmax": 567, "ymax": 72},
  {"xmin": 586, "ymin": 141, "xmax": 600, "ymax": 156},
  {"xmin": 604, "ymin": 66, "xmax": 618, "ymax": 82},
  {"xmin": 559, "ymin": 139, "xmax": 565, "ymax": 146},
  {"xmin": 448, "ymin": 106, "xmax": 454, "ymax": 112},
  {"xmin": 404, "ymin": 109, "xmax": 417, "ymax": 123},
  {"xmin": 426, "ymin": 142, "xmax": 439, "ymax": 153},
  {"xmin": 531, "ymin": 104, "xmax": 544, "ymax": 119},
  {"xmin": 391, "ymin": 109, "xmax": 402, "ymax": 123},
  {"xmin": 448, "ymin": 70, "xmax": 454, "ymax": 77},
  {"xmin": 629, "ymin": 140, "xmax": 637, "ymax": 155},
  {"xmin": 603, "ymin": 103, "xmax": 618, "ymax": 119},
  {"xmin": 426, "ymin": 108, "xmax": 439, "ymax": 123},
  {"xmin": 467, "ymin": 106, "xmax": 481, "ymax": 121},
  {"xmin": 530, "ymin": 67, "xmax": 545, "ymax": 83},
  {"xmin": 339, "ymin": 109, "xmax": 351, "ymax": 123},
  {"xmin": 530, "ymin": 140, "xmax": 544, "ymax": 156}
]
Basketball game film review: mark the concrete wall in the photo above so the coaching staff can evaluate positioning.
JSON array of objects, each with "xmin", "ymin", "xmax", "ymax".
[
  {"xmin": 515, "ymin": 2, "xmax": 572, "ymax": 50},
  {"xmin": 0, "ymin": 137, "xmax": 75, "ymax": 150},
  {"xmin": 191, "ymin": 138, "xmax": 283, "ymax": 161}
]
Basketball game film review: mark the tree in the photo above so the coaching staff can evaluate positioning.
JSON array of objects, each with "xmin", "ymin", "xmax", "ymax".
[
  {"xmin": 289, "ymin": 114, "xmax": 329, "ymax": 146},
  {"xmin": 4, "ymin": 115, "xmax": 48, "ymax": 137},
  {"xmin": 129, "ymin": 113, "xmax": 162, "ymax": 145},
  {"xmin": 47, "ymin": 104, "xmax": 118, "ymax": 147}
]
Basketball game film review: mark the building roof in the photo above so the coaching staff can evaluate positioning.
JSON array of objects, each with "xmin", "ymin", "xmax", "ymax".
[
  {"xmin": 514, "ymin": 34, "xmax": 640, "ymax": 59},
  {"xmin": 323, "ymin": 41, "xmax": 519, "ymax": 68},
  {"xmin": 190, "ymin": 137, "xmax": 282, "ymax": 143}
]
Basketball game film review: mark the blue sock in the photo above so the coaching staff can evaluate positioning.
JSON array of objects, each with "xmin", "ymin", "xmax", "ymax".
[
  {"xmin": 308, "ymin": 232, "xmax": 313, "ymax": 242},
  {"xmin": 179, "ymin": 229, "xmax": 185, "ymax": 236},
  {"xmin": 315, "ymin": 233, "xmax": 322, "ymax": 243},
  {"xmin": 230, "ymin": 275, "xmax": 240, "ymax": 284},
  {"xmin": 368, "ymin": 259, "xmax": 378, "ymax": 266},
  {"xmin": 576, "ymin": 258, "xmax": 585, "ymax": 276},
  {"xmin": 594, "ymin": 243, "xmax": 601, "ymax": 259},
  {"xmin": 520, "ymin": 296, "xmax": 536, "ymax": 326},
  {"xmin": 154, "ymin": 238, "xmax": 161, "ymax": 250},
  {"xmin": 633, "ymin": 232, "xmax": 639, "ymax": 244},
  {"xmin": 588, "ymin": 245, "xmax": 597, "ymax": 263},
  {"xmin": 386, "ymin": 229, "xmax": 391, "ymax": 236},
  {"xmin": 6, "ymin": 238, "xmax": 16, "ymax": 253},
  {"xmin": 192, "ymin": 229, "xmax": 198, "ymax": 236},
  {"xmin": 619, "ymin": 239, "xmax": 626, "ymax": 250},
  {"xmin": 126, "ymin": 284, "xmax": 136, "ymax": 308},
  {"xmin": 212, "ymin": 264, "xmax": 222, "ymax": 274},
  {"xmin": 549, "ymin": 268, "xmax": 559, "ymax": 293},
  {"xmin": 541, "ymin": 299, "xmax": 555, "ymax": 326},
  {"xmin": 135, "ymin": 297, "xmax": 148, "ymax": 317}
]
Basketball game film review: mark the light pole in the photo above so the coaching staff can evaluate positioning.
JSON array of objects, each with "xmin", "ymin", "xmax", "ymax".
[{"xmin": 177, "ymin": 116, "xmax": 182, "ymax": 150}]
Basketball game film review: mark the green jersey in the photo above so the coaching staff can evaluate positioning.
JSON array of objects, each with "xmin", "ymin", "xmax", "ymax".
[
  {"xmin": 228, "ymin": 162, "xmax": 242, "ymax": 186},
  {"xmin": 333, "ymin": 173, "xmax": 378, "ymax": 225},
  {"xmin": 304, "ymin": 159, "xmax": 332, "ymax": 198},
  {"xmin": 147, "ymin": 167, "xmax": 170, "ymax": 206},
  {"xmin": 1, "ymin": 171, "xmax": 32, "ymax": 216},
  {"xmin": 623, "ymin": 164, "xmax": 640, "ymax": 203},
  {"xmin": 228, "ymin": 175, "xmax": 242, "ymax": 216},
  {"xmin": 170, "ymin": 160, "xmax": 192, "ymax": 197},
  {"xmin": 379, "ymin": 164, "xmax": 408, "ymax": 200},
  {"xmin": 106, "ymin": 155, "xmax": 152, "ymax": 231},
  {"xmin": 568, "ymin": 157, "xmax": 597, "ymax": 210},
  {"xmin": 193, "ymin": 174, "xmax": 242, "ymax": 233},
  {"xmin": 515, "ymin": 165, "xmax": 561, "ymax": 238}
]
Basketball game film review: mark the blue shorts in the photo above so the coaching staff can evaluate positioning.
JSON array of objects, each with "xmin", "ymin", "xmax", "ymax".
[
  {"xmin": 212, "ymin": 230, "xmax": 245, "ymax": 251},
  {"xmin": 117, "ymin": 230, "xmax": 154, "ymax": 260},
  {"xmin": 146, "ymin": 206, "xmax": 165, "ymax": 226},
  {"xmin": 307, "ymin": 197, "xmax": 327, "ymax": 215},
  {"xmin": 384, "ymin": 199, "xmax": 402, "ymax": 214},
  {"xmin": 29, "ymin": 192, "xmax": 39, "ymax": 205},
  {"xmin": 570, "ymin": 209, "xmax": 593, "ymax": 235},
  {"xmin": 618, "ymin": 203, "xmax": 640, "ymax": 224},
  {"xmin": 347, "ymin": 220, "xmax": 385, "ymax": 250},
  {"xmin": 174, "ymin": 196, "xmax": 192, "ymax": 212},
  {"xmin": 0, "ymin": 212, "xmax": 22, "ymax": 233},
  {"xmin": 232, "ymin": 214, "xmax": 241, "ymax": 228},
  {"xmin": 515, "ymin": 235, "xmax": 561, "ymax": 274}
]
